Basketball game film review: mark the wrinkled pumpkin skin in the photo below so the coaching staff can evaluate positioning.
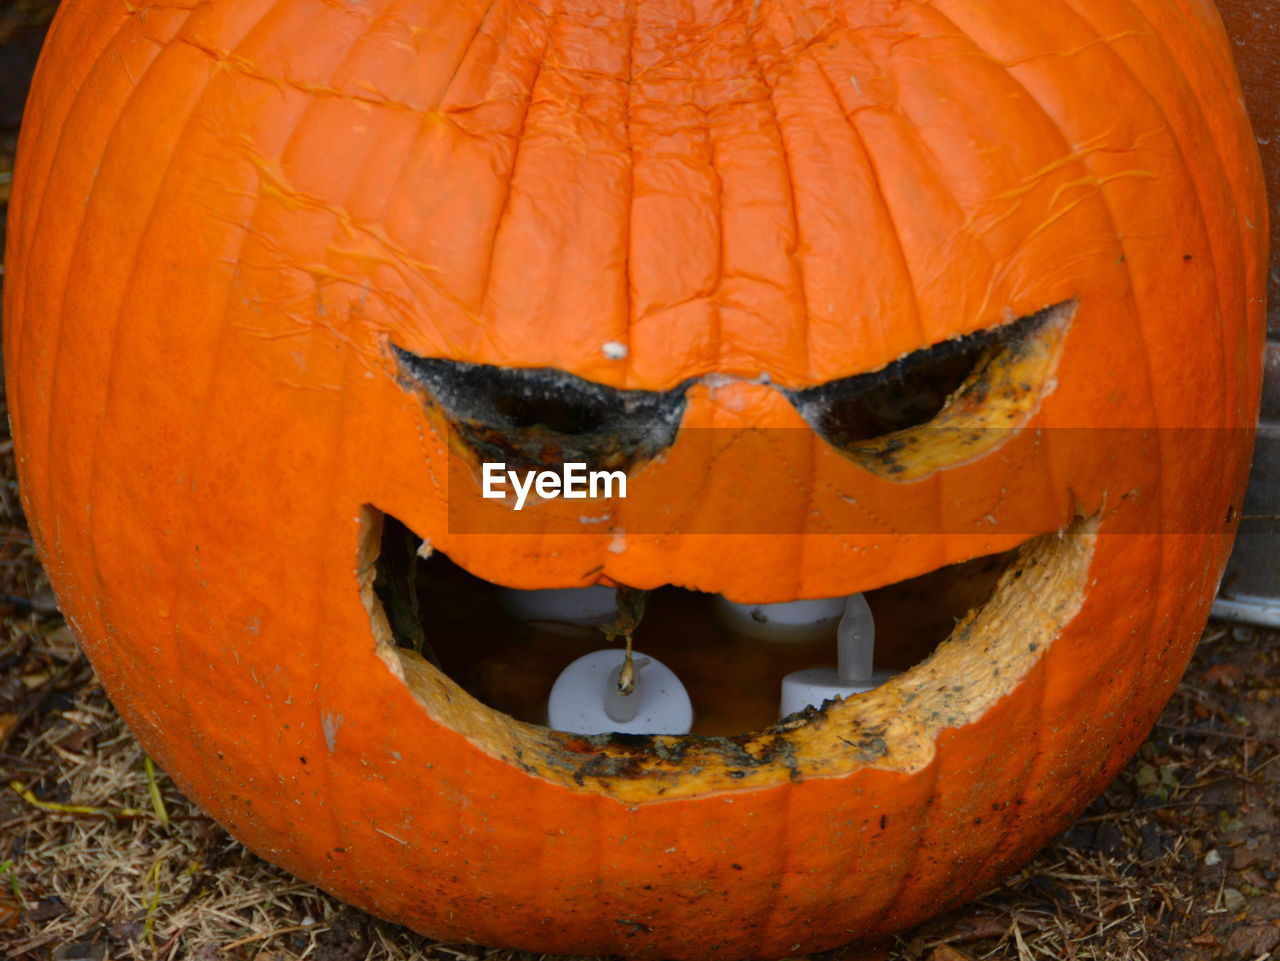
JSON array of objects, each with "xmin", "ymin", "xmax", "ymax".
[{"xmin": 4, "ymin": 0, "xmax": 1266, "ymax": 957}]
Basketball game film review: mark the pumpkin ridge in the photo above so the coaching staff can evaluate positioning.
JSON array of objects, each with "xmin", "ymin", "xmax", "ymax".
[
  {"xmin": 788, "ymin": 27, "xmax": 925, "ymax": 374},
  {"xmin": 947, "ymin": 614, "xmax": 1051, "ymax": 915},
  {"xmin": 868, "ymin": 741, "xmax": 944, "ymax": 933},
  {"xmin": 950, "ymin": 0, "xmax": 1227, "ymax": 795},
  {"xmin": 434, "ymin": 0, "xmax": 506, "ymax": 113},
  {"xmin": 476, "ymin": 1, "xmax": 555, "ymax": 319},
  {"xmin": 1031, "ymin": 0, "xmax": 1237, "ymax": 365},
  {"xmin": 928, "ymin": 3, "xmax": 1162, "ymax": 442},
  {"xmin": 1109, "ymin": 0, "xmax": 1254, "ymax": 384},
  {"xmin": 38, "ymin": 5, "xmax": 195, "ymax": 567},
  {"xmin": 873, "ymin": 6, "xmax": 1014, "ymax": 333},
  {"xmin": 151, "ymin": 0, "xmax": 380, "ymax": 835},
  {"xmin": 44, "ymin": 1, "xmax": 239, "ymax": 736},
  {"xmin": 740, "ymin": 13, "xmax": 810, "ymax": 380},
  {"xmin": 9, "ymin": 1, "xmax": 147, "ymax": 376}
]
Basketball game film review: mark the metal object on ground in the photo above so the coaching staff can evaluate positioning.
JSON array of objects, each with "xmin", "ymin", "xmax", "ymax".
[
  {"xmin": 1212, "ymin": 2, "xmax": 1280, "ymax": 625},
  {"xmin": 1216, "ymin": 345, "xmax": 1280, "ymax": 625}
]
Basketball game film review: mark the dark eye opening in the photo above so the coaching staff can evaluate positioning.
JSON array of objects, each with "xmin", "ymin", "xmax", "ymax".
[
  {"xmin": 814, "ymin": 339, "xmax": 989, "ymax": 443},
  {"xmin": 485, "ymin": 381, "xmax": 619, "ymax": 435},
  {"xmin": 787, "ymin": 309, "xmax": 1054, "ymax": 446},
  {"xmin": 391, "ymin": 347, "xmax": 692, "ymax": 474}
]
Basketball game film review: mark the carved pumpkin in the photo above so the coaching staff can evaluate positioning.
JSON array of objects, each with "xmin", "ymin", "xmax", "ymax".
[{"xmin": 4, "ymin": 0, "xmax": 1265, "ymax": 957}]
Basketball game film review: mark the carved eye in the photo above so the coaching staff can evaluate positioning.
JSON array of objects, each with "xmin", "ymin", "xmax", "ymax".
[
  {"xmin": 392, "ymin": 347, "xmax": 693, "ymax": 474},
  {"xmin": 783, "ymin": 302, "xmax": 1075, "ymax": 480}
]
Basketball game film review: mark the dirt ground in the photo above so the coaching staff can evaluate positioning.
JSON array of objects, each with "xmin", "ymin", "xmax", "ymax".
[{"xmin": 2, "ymin": 4, "xmax": 1279, "ymax": 960}]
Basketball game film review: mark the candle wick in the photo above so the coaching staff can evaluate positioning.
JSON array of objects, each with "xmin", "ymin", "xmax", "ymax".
[
  {"xmin": 617, "ymin": 633, "xmax": 637, "ymax": 695},
  {"xmin": 599, "ymin": 585, "xmax": 649, "ymax": 696}
]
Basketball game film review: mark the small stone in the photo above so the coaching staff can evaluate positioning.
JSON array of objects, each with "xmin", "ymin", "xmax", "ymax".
[
  {"xmin": 1093, "ymin": 822, "xmax": 1126, "ymax": 856},
  {"xmin": 107, "ymin": 921, "xmax": 143, "ymax": 943},
  {"xmin": 1140, "ymin": 821, "xmax": 1167, "ymax": 861},
  {"xmin": 1218, "ymin": 812, "xmax": 1247, "ymax": 833},
  {"xmin": 926, "ymin": 946, "xmax": 975, "ymax": 961},
  {"xmin": 1225, "ymin": 924, "xmax": 1280, "ymax": 956},
  {"xmin": 1063, "ymin": 822, "xmax": 1097, "ymax": 849},
  {"xmin": 22, "ymin": 898, "xmax": 68, "ymax": 922},
  {"xmin": 57, "ymin": 727, "xmax": 94, "ymax": 754},
  {"xmin": 1222, "ymin": 887, "xmax": 1247, "ymax": 913},
  {"xmin": 51, "ymin": 943, "xmax": 106, "ymax": 961},
  {"xmin": 1241, "ymin": 868, "xmax": 1270, "ymax": 889},
  {"xmin": 1203, "ymin": 663, "xmax": 1246, "ymax": 687},
  {"xmin": 1204, "ymin": 849, "xmax": 1222, "ymax": 866}
]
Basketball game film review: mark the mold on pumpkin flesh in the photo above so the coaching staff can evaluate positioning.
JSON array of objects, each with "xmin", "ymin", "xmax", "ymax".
[{"xmin": 354, "ymin": 298, "xmax": 1097, "ymax": 803}]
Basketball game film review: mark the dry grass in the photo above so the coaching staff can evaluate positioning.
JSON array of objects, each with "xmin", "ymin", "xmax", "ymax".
[{"xmin": 2, "ymin": 4, "xmax": 1279, "ymax": 959}]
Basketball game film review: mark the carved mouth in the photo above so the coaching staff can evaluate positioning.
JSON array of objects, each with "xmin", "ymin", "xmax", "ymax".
[{"xmin": 358, "ymin": 508, "xmax": 1096, "ymax": 800}]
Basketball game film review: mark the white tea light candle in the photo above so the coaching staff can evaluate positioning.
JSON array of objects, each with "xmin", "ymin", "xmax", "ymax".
[
  {"xmin": 547, "ymin": 649, "xmax": 693, "ymax": 736},
  {"xmin": 712, "ymin": 594, "xmax": 848, "ymax": 643},
  {"xmin": 499, "ymin": 585, "xmax": 618, "ymax": 636},
  {"xmin": 779, "ymin": 594, "xmax": 898, "ymax": 717}
]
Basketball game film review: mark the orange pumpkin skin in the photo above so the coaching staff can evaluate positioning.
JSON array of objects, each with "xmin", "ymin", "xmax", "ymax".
[{"xmin": 4, "ymin": 0, "xmax": 1266, "ymax": 957}]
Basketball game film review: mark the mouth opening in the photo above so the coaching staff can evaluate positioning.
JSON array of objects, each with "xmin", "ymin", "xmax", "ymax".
[
  {"xmin": 358, "ymin": 506, "xmax": 1097, "ymax": 799},
  {"xmin": 367, "ymin": 512, "xmax": 1019, "ymax": 737}
]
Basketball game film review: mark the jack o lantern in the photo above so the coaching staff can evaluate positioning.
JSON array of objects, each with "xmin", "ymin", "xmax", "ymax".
[{"xmin": 3, "ymin": 0, "xmax": 1266, "ymax": 957}]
